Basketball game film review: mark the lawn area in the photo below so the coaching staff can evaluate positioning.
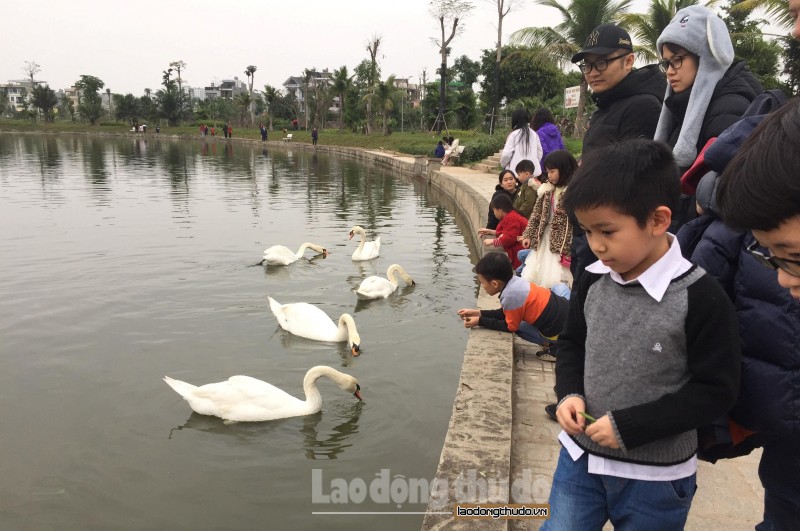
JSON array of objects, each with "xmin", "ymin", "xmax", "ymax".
[{"xmin": 0, "ymin": 119, "xmax": 583, "ymax": 163}]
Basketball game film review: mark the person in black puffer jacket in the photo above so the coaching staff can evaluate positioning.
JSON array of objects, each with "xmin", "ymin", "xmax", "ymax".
[
  {"xmin": 655, "ymin": 6, "xmax": 762, "ymax": 230},
  {"xmin": 677, "ymin": 101, "xmax": 800, "ymax": 531}
]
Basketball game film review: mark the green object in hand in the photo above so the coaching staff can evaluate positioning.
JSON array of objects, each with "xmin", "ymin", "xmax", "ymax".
[{"xmin": 579, "ymin": 411, "xmax": 596, "ymax": 424}]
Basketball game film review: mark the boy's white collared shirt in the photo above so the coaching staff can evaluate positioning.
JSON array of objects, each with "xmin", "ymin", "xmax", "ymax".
[
  {"xmin": 585, "ymin": 233, "xmax": 693, "ymax": 302},
  {"xmin": 559, "ymin": 234, "xmax": 697, "ymax": 480}
]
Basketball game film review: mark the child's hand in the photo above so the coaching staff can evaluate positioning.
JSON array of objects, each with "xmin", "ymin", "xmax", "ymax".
[
  {"xmin": 555, "ymin": 396, "xmax": 588, "ymax": 435},
  {"xmin": 521, "ymin": 238, "xmax": 532, "ymax": 249},
  {"xmin": 457, "ymin": 308, "xmax": 479, "ymax": 319},
  {"xmin": 584, "ymin": 415, "xmax": 621, "ymax": 449},
  {"xmin": 462, "ymin": 316, "xmax": 479, "ymax": 328},
  {"xmin": 478, "ymin": 228, "xmax": 493, "ymax": 236},
  {"xmin": 482, "ymin": 238, "xmax": 494, "ymax": 247}
]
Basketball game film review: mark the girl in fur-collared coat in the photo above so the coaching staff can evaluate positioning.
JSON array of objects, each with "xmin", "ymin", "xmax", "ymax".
[{"xmin": 520, "ymin": 150, "xmax": 577, "ymax": 289}]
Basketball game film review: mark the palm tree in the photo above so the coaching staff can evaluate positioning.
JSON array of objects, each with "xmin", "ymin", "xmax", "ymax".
[
  {"xmin": 511, "ymin": 0, "xmax": 634, "ymax": 136},
  {"xmin": 262, "ymin": 85, "xmax": 280, "ymax": 131},
  {"xmin": 235, "ymin": 92, "xmax": 252, "ymax": 125},
  {"xmin": 245, "ymin": 65, "xmax": 257, "ymax": 125},
  {"xmin": 332, "ymin": 66, "xmax": 353, "ymax": 132},
  {"xmin": 302, "ymin": 68, "xmax": 316, "ymax": 130},
  {"xmin": 733, "ymin": 0, "xmax": 792, "ymax": 27},
  {"xmin": 621, "ymin": 0, "xmax": 712, "ymax": 61},
  {"xmin": 363, "ymin": 75, "xmax": 398, "ymax": 135}
]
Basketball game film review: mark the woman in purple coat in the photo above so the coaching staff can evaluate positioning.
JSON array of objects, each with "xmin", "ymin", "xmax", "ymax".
[{"xmin": 531, "ymin": 108, "xmax": 565, "ymax": 172}]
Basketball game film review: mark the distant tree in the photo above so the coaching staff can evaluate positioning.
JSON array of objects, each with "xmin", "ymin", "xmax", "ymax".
[
  {"xmin": 58, "ymin": 95, "xmax": 75, "ymax": 121},
  {"xmin": 245, "ymin": 65, "xmax": 257, "ymax": 125},
  {"xmin": 363, "ymin": 75, "xmax": 399, "ymax": 135},
  {"xmin": 235, "ymin": 92, "xmax": 252, "ymax": 125},
  {"xmin": 332, "ymin": 66, "xmax": 353, "ymax": 131},
  {"xmin": 23, "ymin": 60, "xmax": 41, "ymax": 87},
  {"xmin": 169, "ymin": 61, "xmax": 187, "ymax": 95},
  {"xmin": 0, "ymin": 88, "xmax": 8, "ymax": 116},
  {"xmin": 262, "ymin": 84, "xmax": 281, "ymax": 131},
  {"xmin": 156, "ymin": 69, "xmax": 181, "ymax": 126},
  {"xmin": 483, "ymin": 0, "xmax": 524, "ymax": 133},
  {"xmin": 114, "ymin": 93, "xmax": 141, "ymax": 125},
  {"xmin": 621, "ymin": 0, "xmax": 709, "ymax": 61},
  {"xmin": 31, "ymin": 84, "xmax": 58, "ymax": 122},
  {"xmin": 429, "ymin": 0, "xmax": 475, "ymax": 133},
  {"xmin": 364, "ymin": 34, "xmax": 383, "ymax": 133},
  {"xmin": 478, "ymin": 45, "xmax": 564, "ymax": 107},
  {"xmin": 106, "ymin": 88, "xmax": 113, "ymax": 118},
  {"xmin": 451, "ymin": 55, "xmax": 481, "ymax": 85},
  {"xmin": 75, "ymin": 75, "xmax": 105, "ymax": 125},
  {"xmin": 722, "ymin": 0, "xmax": 783, "ymax": 89},
  {"xmin": 784, "ymin": 38, "xmax": 800, "ymax": 96}
]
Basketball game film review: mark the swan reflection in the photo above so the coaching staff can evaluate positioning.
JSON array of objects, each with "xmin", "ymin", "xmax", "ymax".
[{"xmin": 168, "ymin": 402, "xmax": 363, "ymax": 460}]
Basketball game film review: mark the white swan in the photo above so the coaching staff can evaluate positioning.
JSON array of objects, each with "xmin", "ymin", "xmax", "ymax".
[
  {"xmin": 348, "ymin": 226, "xmax": 381, "ymax": 261},
  {"xmin": 355, "ymin": 264, "xmax": 415, "ymax": 299},
  {"xmin": 269, "ymin": 296, "xmax": 362, "ymax": 355},
  {"xmin": 262, "ymin": 242, "xmax": 328, "ymax": 266},
  {"xmin": 163, "ymin": 366, "xmax": 362, "ymax": 422}
]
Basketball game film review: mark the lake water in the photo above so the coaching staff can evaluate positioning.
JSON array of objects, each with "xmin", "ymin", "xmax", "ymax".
[{"xmin": 0, "ymin": 134, "xmax": 480, "ymax": 530}]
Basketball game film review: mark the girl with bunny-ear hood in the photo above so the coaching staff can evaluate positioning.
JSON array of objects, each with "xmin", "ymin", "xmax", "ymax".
[
  {"xmin": 654, "ymin": 5, "xmax": 763, "ymax": 170},
  {"xmin": 654, "ymin": 5, "xmax": 763, "ymax": 230}
]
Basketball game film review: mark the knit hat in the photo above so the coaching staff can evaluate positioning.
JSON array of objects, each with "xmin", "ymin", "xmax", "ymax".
[
  {"xmin": 654, "ymin": 6, "xmax": 734, "ymax": 168},
  {"xmin": 571, "ymin": 24, "xmax": 633, "ymax": 63}
]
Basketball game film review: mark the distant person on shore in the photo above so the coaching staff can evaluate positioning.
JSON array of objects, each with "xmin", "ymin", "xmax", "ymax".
[
  {"xmin": 531, "ymin": 108, "xmax": 565, "ymax": 170},
  {"xmin": 457, "ymin": 253, "xmax": 569, "ymax": 353},
  {"xmin": 228, "ymin": 125, "xmax": 233, "ymax": 138},
  {"xmin": 155, "ymin": 125, "xmax": 160, "ymax": 134},
  {"xmin": 223, "ymin": 124, "xmax": 228, "ymax": 139},
  {"xmin": 500, "ymin": 108, "xmax": 543, "ymax": 179},
  {"xmin": 478, "ymin": 194, "xmax": 528, "ymax": 269},
  {"xmin": 434, "ymin": 141, "xmax": 445, "ymax": 158},
  {"xmin": 211, "ymin": 126, "xmax": 215, "ymax": 137},
  {"xmin": 312, "ymin": 127, "xmax": 318, "ymax": 146},
  {"xmin": 544, "ymin": 139, "xmax": 739, "ymax": 530}
]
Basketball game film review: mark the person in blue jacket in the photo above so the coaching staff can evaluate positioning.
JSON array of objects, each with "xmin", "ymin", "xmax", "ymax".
[
  {"xmin": 678, "ymin": 99, "xmax": 800, "ymax": 531},
  {"xmin": 434, "ymin": 141, "xmax": 445, "ymax": 158}
]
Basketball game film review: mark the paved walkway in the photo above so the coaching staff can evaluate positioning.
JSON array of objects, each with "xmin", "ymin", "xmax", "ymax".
[{"xmin": 432, "ymin": 161, "xmax": 765, "ymax": 530}]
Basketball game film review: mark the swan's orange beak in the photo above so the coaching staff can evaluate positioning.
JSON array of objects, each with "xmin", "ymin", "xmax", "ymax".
[
  {"xmin": 351, "ymin": 344, "xmax": 360, "ymax": 356},
  {"xmin": 354, "ymin": 385, "xmax": 362, "ymax": 401}
]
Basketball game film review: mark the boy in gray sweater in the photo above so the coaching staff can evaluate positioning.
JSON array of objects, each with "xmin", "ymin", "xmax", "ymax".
[{"xmin": 543, "ymin": 139, "xmax": 740, "ymax": 530}]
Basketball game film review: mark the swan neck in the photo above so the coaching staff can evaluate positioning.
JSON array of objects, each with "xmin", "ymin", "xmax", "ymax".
[
  {"xmin": 303, "ymin": 366, "xmax": 336, "ymax": 409},
  {"xmin": 338, "ymin": 314, "xmax": 357, "ymax": 340}
]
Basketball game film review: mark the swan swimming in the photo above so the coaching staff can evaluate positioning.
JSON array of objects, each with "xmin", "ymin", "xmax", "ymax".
[
  {"xmin": 355, "ymin": 264, "xmax": 415, "ymax": 299},
  {"xmin": 348, "ymin": 226, "xmax": 380, "ymax": 261},
  {"xmin": 269, "ymin": 296, "xmax": 362, "ymax": 355},
  {"xmin": 163, "ymin": 366, "xmax": 362, "ymax": 422},
  {"xmin": 262, "ymin": 242, "xmax": 328, "ymax": 266}
]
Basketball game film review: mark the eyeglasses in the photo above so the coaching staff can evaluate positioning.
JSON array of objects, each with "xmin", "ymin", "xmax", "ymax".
[
  {"xmin": 746, "ymin": 240, "xmax": 800, "ymax": 277},
  {"xmin": 658, "ymin": 54, "xmax": 689, "ymax": 73},
  {"xmin": 577, "ymin": 53, "xmax": 630, "ymax": 74}
]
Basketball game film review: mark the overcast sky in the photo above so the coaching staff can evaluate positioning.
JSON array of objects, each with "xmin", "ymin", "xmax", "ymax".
[{"xmin": 5, "ymin": 0, "xmax": 660, "ymax": 96}]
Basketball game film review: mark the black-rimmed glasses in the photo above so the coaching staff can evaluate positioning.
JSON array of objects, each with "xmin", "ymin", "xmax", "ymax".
[
  {"xmin": 746, "ymin": 240, "xmax": 800, "ymax": 277},
  {"xmin": 577, "ymin": 53, "xmax": 630, "ymax": 74},
  {"xmin": 658, "ymin": 54, "xmax": 689, "ymax": 73}
]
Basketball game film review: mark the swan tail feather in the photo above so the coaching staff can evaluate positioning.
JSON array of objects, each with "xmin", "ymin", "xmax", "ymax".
[{"xmin": 164, "ymin": 376, "xmax": 197, "ymax": 399}]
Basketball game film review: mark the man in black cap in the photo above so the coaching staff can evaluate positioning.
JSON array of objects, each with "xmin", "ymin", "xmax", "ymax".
[
  {"xmin": 545, "ymin": 25, "xmax": 665, "ymax": 421},
  {"xmin": 574, "ymin": 23, "xmax": 666, "ymax": 155}
]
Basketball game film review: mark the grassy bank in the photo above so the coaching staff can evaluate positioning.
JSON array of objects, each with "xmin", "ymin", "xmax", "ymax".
[{"xmin": 0, "ymin": 119, "xmax": 582, "ymax": 163}]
